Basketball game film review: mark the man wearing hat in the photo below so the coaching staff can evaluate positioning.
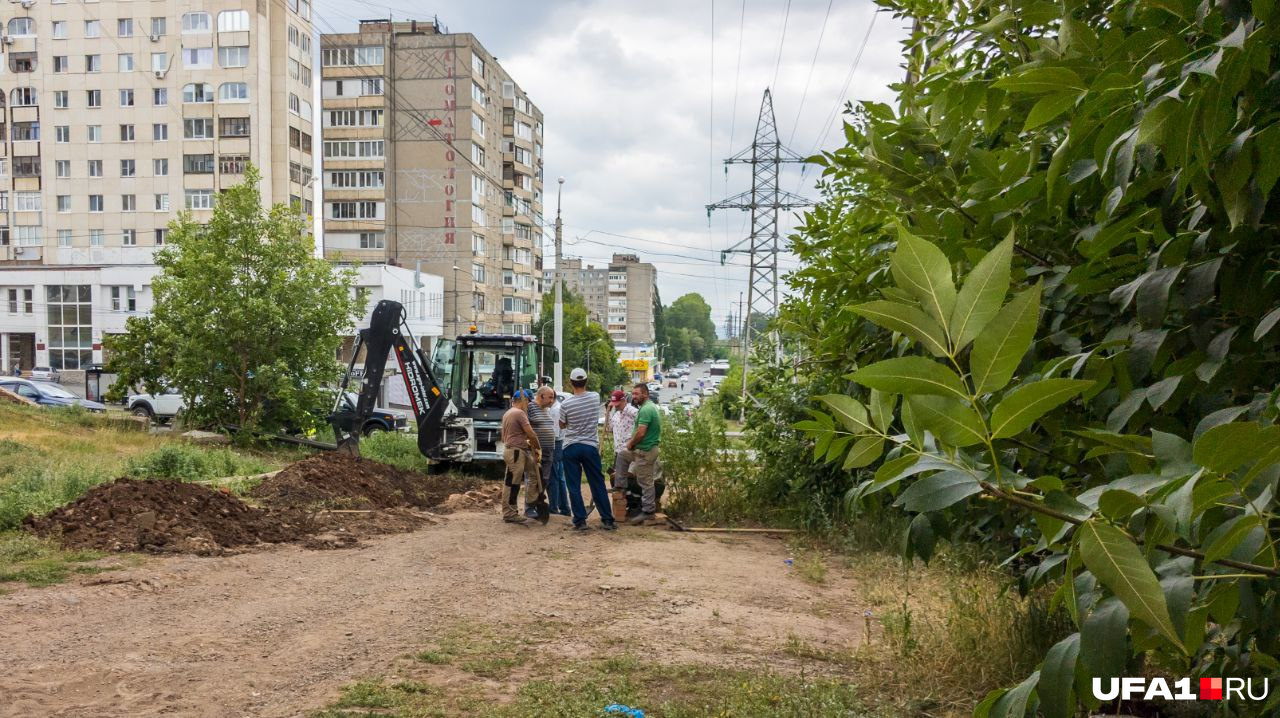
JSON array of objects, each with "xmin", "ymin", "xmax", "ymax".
[
  {"xmin": 606, "ymin": 389, "xmax": 638, "ymax": 492},
  {"xmin": 558, "ymin": 368, "xmax": 617, "ymax": 531},
  {"xmin": 500, "ymin": 389, "xmax": 548, "ymax": 525}
]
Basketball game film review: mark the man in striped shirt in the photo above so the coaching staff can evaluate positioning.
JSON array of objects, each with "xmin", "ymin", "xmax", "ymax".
[{"xmin": 558, "ymin": 367, "xmax": 617, "ymax": 531}]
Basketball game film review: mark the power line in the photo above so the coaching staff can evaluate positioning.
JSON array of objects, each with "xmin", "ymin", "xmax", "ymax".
[
  {"xmin": 809, "ymin": 9, "xmax": 879, "ymax": 157},
  {"xmin": 787, "ymin": 0, "xmax": 834, "ymax": 146},
  {"xmin": 770, "ymin": 0, "xmax": 793, "ymax": 93}
]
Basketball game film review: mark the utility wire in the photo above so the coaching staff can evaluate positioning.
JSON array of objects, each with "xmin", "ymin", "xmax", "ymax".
[
  {"xmin": 770, "ymin": 0, "xmax": 792, "ymax": 92},
  {"xmin": 786, "ymin": 0, "xmax": 834, "ymax": 146}
]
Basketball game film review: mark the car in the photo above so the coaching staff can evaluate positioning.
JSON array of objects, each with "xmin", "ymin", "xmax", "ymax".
[
  {"xmin": 677, "ymin": 362, "xmax": 690, "ymax": 369},
  {"xmin": 29, "ymin": 366, "xmax": 59, "ymax": 382},
  {"xmin": 703, "ymin": 358, "xmax": 715, "ymax": 364},
  {"xmin": 127, "ymin": 389, "xmax": 187, "ymax": 422},
  {"xmin": 331, "ymin": 392, "xmax": 410, "ymax": 435},
  {"xmin": 654, "ymin": 372, "xmax": 663, "ymax": 382},
  {"xmin": 0, "ymin": 378, "xmax": 106, "ymax": 412}
]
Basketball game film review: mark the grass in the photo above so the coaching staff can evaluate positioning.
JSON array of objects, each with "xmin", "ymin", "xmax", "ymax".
[
  {"xmin": 0, "ymin": 532, "xmax": 114, "ymax": 587},
  {"xmin": 360, "ymin": 430, "xmax": 431, "ymax": 472},
  {"xmin": 410, "ymin": 622, "xmax": 534, "ymax": 679}
]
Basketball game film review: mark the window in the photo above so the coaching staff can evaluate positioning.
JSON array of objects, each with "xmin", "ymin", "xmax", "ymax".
[
  {"xmin": 153, "ymin": 158, "xmax": 168, "ymax": 176},
  {"xmin": 472, "ymin": 143, "xmax": 486, "ymax": 166},
  {"xmin": 52, "ymin": 21, "xmax": 67, "ymax": 39},
  {"xmin": 155, "ymin": 229, "xmax": 167, "ymax": 245},
  {"xmin": 14, "ymin": 156, "xmax": 40, "ymax": 178},
  {"xmin": 55, "ymin": 160, "xmax": 70, "ymax": 178},
  {"xmin": 151, "ymin": 52, "xmax": 167, "ymax": 72},
  {"xmin": 154, "ymin": 193, "xmax": 170, "ymax": 211},
  {"xmin": 218, "ymin": 46, "xmax": 248, "ymax": 68},
  {"xmin": 472, "ymin": 233, "xmax": 486, "ymax": 256},
  {"xmin": 181, "ymin": 12, "xmax": 210, "ymax": 33},
  {"xmin": 8, "ymin": 18, "xmax": 35, "ymax": 37},
  {"xmin": 183, "ymin": 154, "xmax": 214, "ymax": 174},
  {"xmin": 14, "ymin": 225, "xmax": 39, "ymax": 246},
  {"xmin": 153, "ymin": 123, "xmax": 168, "ymax": 141},
  {"xmin": 185, "ymin": 190, "xmax": 213, "ymax": 210},
  {"xmin": 121, "ymin": 229, "xmax": 136, "ymax": 246},
  {"xmin": 472, "ymin": 81, "xmax": 485, "ymax": 105},
  {"xmin": 217, "ymin": 10, "xmax": 250, "ymax": 31},
  {"xmin": 58, "ymin": 230, "xmax": 72, "ymax": 247},
  {"xmin": 85, "ymin": 54, "xmax": 102, "ymax": 72},
  {"xmin": 118, "ymin": 18, "xmax": 133, "ymax": 37},
  {"xmin": 12, "ymin": 122, "xmax": 38, "ymax": 141},
  {"xmin": 86, "ymin": 90, "xmax": 101, "ymax": 108},
  {"xmin": 289, "ymin": 128, "xmax": 300, "ymax": 148},
  {"xmin": 90, "ymin": 230, "xmax": 103, "ymax": 246},
  {"xmin": 288, "ymin": 93, "xmax": 300, "ymax": 114},
  {"xmin": 473, "ymin": 264, "xmax": 486, "ymax": 282},
  {"xmin": 218, "ymin": 82, "xmax": 249, "ymax": 102},
  {"xmin": 472, "ymin": 204, "xmax": 486, "ymax": 226},
  {"xmin": 502, "ymin": 270, "xmax": 514, "ymax": 287},
  {"xmin": 183, "ymin": 118, "xmax": 213, "ymax": 138},
  {"xmin": 120, "ymin": 159, "xmax": 136, "ymax": 177},
  {"xmin": 87, "ymin": 126, "xmax": 102, "ymax": 143},
  {"xmin": 53, "ymin": 56, "xmax": 69, "ymax": 73},
  {"xmin": 9, "ymin": 53, "xmax": 36, "ymax": 73},
  {"xmin": 301, "ymin": 34, "xmax": 311, "ymax": 53},
  {"xmin": 84, "ymin": 20, "xmax": 101, "ymax": 38},
  {"xmin": 5, "ymin": 288, "xmax": 33, "ymax": 314},
  {"xmin": 182, "ymin": 83, "xmax": 213, "ymax": 103},
  {"xmin": 219, "ymin": 155, "xmax": 248, "ymax": 174},
  {"xmin": 302, "ymin": 132, "xmax": 312, "ymax": 152},
  {"xmin": 300, "ymin": 65, "xmax": 312, "ymax": 88},
  {"xmin": 57, "ymin": 195, "xmax": 71, "ymax": 212},
  {"xmin": 54, "ymin": 91, "xmax": 68, "ymax": 108},
  {"xmin": 88, "ymin": 159, "xmax": 103, "ymax": 176},
  {"xmin": 219, "ymin": 117, "xmax": 250, "ymax": 137},
  {"xmin": 151, "ymin": 17, "xmax": 166, "ymax": 37},
  {"xmin": 347, "ymin": 232, "xmax": 381, "ymax": 249},
  {"xmin": 472, "ymin": 53, "xmax": 485, "ymax": 78},
  {"xmin": 328, "ymin": 202, "xmax": 383, "ymax": 220},
  {"xmin": 46, "ymin": 285, "xmax": 93, "ymax": 369},
  {"xmin": 153, "ymin": 88, "xmax": 168, "ymax": 106},
  {"xmin": 472, "ymin": 174, "xmax": 486, "ymax": 203},
  {"xmin": 89, "ymin": 195, "xmax": 104, "ymax": 212},
  {"xmin": 473, "ymin": 293, "xmax": 486, "ymax": 313},
  {"xmin": 326, "ymin": 170, "xmax": 385, "ymax": 189},
  {"xmin": 111, "ymin": 286, "xmax": 137, "ymax": 311},
  {"xmin": 120, "ymin": 125, "xmax": 135, "ymax": 142},
  {"xmin": 15, "ymin": 192, "xmax": 41, "ymax": 212},
  {"xmin": 122, "ymin": 194, "xmax": 136, "ymax": 211},
  {"xmin": 182, "ymin": 47, "xmax": 212, "ymax": 69},
  {"xmin": 323, "ymin": 140, "xmax": 385, "ymax": 159},
  {"xmin": 118, "ymin": 54, "xmax": 134, "ymax": 72},
  {"xmin": 288, "ymin": 25, "xmax": 299, "ymax": 46},
  {"xmin": 55, "ymin": 125, "xmax": 70, "ymax": 143},
  {"xmin": 472, "ymin": 113, "xmax": 485, "ymax": 138},
  {"xmin": 321, "ymin": 46, "xmax": 383, "ymax": 66},
  {"xmin": 324, "ymin": 109, "xmax": 383, "ymax": 128},
  {"xmin": 119, "ymin": 89, "xmax": 135, "ymax": 107},
  {"xmin": 13, "ymin": 88, "xmax": 38, "ymax": 107}
]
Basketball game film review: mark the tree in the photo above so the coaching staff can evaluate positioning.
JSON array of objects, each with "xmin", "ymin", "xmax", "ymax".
[
  {"xmin": 105, "ymin": 167, "xmax": 359, "ymax": 437},
  {"xmin": 652, "ymin": 286, "xmax": 667, "ymax": 353},
  {"xmin": 666, "ymin": 293, "xmax": 718, "ymax": 351},
  {"xmin": 533, "ymin": 290, "xmax": 627, "ymax": 394}
]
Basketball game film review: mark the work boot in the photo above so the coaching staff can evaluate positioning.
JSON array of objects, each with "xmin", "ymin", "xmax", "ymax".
[
  {"xmin": 571, "ymin": 522, "xmax": 590, "ymax": 532},
  {"xmin": 504, "ymin": 516, "xmax": 531, "ymax": 525},
  {"xmin": 601, "ymin": 521, "xmax": 617, "ymax": 531},
  {"xmin": 628, "ymin": 512, "xmax": 655, "ymax": 526}
]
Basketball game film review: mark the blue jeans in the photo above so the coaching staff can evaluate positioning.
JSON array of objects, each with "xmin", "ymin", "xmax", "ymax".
[
  {"xmin": 561, "ymin": 442, "xmax": 615, "ymax": 526},
  {"xmin": 545, "ymin": 439, "xmax": 570, "ymax": 514}
]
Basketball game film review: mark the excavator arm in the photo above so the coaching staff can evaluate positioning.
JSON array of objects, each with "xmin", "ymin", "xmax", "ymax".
[{"xmin": 332, "ymin": 300, "xmax": 471, "ymax": 462}]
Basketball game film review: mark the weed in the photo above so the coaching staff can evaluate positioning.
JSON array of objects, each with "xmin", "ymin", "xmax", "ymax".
[
  {"xmin": 360, "ymin": 431, "xmax": 429, "ymax": 472},
  {"xmin": 414, "ymin": 650, "xmax": 451, "ymax": 665},
  {"xmin": 124, "ymin": 444, "xmax": 271, "ymax": 482},
  {"xmin": 792, "ymin": 551, "xmax": 828, "ymax": 585},
  {"xmin": 0, "ymin": 532, "xmax": 109, "ymax": 587}
]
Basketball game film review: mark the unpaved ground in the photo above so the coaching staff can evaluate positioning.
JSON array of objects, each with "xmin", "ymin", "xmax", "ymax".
[{"xmin": 0, "ymin": 510, "xmax": 869, "ymax": 717}]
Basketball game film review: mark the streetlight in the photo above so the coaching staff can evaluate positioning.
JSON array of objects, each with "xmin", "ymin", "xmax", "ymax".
[
  {"xmin": 538, "ymin": 321, "xmax": 552, "ymax": 382},
  {"xmin": 451, "ymin": 263, "xmax": 460, "ymax": 336},
  {"xmin": 584, "ymin": 337, "xmax": 604, "ymax": 379},
  {"xmin": 553, "ymin": 176, "xmax": 566, "ymax": 391}
]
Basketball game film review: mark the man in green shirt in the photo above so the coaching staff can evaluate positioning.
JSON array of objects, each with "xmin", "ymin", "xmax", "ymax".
[{"xmin": 625, "ymin": 383, "xmax": 662, "ymax": 524}]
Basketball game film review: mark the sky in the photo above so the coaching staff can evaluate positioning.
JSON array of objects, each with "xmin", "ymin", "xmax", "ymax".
[{"xmin": 315, "ymin": 0, "xmax": 910, "ymax": 333}]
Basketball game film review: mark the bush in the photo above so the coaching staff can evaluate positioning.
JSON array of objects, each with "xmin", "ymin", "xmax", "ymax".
[
  {"xmin": 660, "ymin": 406, "xmax": 757, "ymax": 524},
  {"xmin": 124, "ymin": 444, "xmax": 271, "ymax": 481}
]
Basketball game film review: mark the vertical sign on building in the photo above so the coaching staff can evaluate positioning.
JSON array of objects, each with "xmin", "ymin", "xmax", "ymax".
[{"xmin": 441, "ymin": 48, "xmax": 456, "ymax": 244}]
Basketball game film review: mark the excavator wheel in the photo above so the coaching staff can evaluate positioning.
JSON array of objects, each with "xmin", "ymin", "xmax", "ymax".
[{"xmin": 427, "ymin": 460, "xmax": 453, "ymax": 476}]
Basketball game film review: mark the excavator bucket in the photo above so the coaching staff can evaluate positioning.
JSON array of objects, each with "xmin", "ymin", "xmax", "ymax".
[{"xmin": 335, "ymin": 435, "xmax": 361, "ymax": 456}]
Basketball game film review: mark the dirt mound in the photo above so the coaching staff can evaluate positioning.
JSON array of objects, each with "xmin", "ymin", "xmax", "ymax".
[
  {"xmin": 435, "ymin": 484, "xmax": 503, "ymax": 514},
  {"xmin": 251, "ymin": 453, "xmax": 475, "ymax": 511},
  {"xmin": 24, "ymin": 478, "xmax": 310, "ymax": 555}
]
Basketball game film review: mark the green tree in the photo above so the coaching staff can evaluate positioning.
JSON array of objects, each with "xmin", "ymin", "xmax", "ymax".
[
  {"xmin": 666, "ymin": 293, "xmax": 718, "ymax": 351},
  {"xmin": 105, "ymin": 167, "xmax": 359, "ymax": 437},
  {"xmin": 667, "ymin": 327, "xmax": 692, "ymax": 365},
  {"xmin": 533, "ymin": 290, "xmax": 627, "ymax": 394}
]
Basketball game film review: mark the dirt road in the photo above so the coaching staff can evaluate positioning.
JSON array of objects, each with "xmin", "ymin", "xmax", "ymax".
[{"xmin": 0, "ymin": 510, "xmax": 868, "ymax": 717}]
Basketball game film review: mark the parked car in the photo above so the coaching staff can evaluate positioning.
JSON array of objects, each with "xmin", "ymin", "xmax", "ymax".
[
  {"xmin": 714, "ymin": 359, "xmax": 730, "ymax": 368},
  {"xmin": 331, "ymin": 392, "xmax": 409, "ymax": 435},
  {"xmin": 127, "ymin": 389, "xmax": 187, "ymax": 422},
  {"xmin": 0, "ymin": 378, "xmax": 105, "ymax": 412},
  {"xmin": 29, "ymin": 366, "xmax": 59, "ymax": 382}
]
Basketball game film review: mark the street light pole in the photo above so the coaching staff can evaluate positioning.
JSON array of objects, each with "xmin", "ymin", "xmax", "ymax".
[
  {"xmin": 451, "ymin": 263, "xmax": 460, "ymax": 336},
  {"xmin": 585, "ymin": 337, "xmax": 603, "ymax": 378},
  {"xmin": 553, "ymin": 177, "xmax": 566, "ymax": 392}
]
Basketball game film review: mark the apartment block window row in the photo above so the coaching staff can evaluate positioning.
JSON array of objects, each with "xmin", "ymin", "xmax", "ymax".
[
  {"xmin": 288, "ymin": 162, "xmax": 313, "ymax": 185},
  {"xmin": 323, "ymin": 140, "xmax": 384, "ymax": 159},
  {"xmin": 324, "ymin": 109, "xmax": 383, "ymax": 128},
  {"xmin": 327, "ymin": 201, "xmax": 383, "ymax": 220},
  {"xmin": 321, "ymin": 46, "xmax": 383, "ymax": 67},
  {"xmin": 326, "ymin": 169, "xmax": 384, "ymax": 189},
  {"xmin": 285, "ymin": 0, "xmax": 313, "ymax": 21},
  {"xmin": 181, "ymin": 82, "xmax": 249, "ymax": 103},
  {"xmin": 220, "ymin": 155, "xmax": 249, "ymax": 175},
  {"xmin": 220, "ymin": 117, "xmax": 250, "ymax": 137},
  {"xmin": 322, "ymin": 78, "xmax": 382, "ymax": 98},
  {"xmin": 287, "ymin": 25, "xmax": 312, "ymax": 54},
  {"xmin": 358, "ymin": 232, "xmax": 384, "ymax": 249},
  {"xmin": 287, "ymin": 93, "xmax": 312, "ymax": 117},
  {"xmin": 288, "ymin": 127, "xmax": 313, "ymax": 152},
  {"xmin": 185, "ymin": 189, "xmax": 213, "ymax": 210},
  {"xmin": 183, "ymin": 153, "xmax": 215, "ymax": 174},
  {"xmin": 503, "ymin": 297, "xmax": 532, "ymax": 314}
]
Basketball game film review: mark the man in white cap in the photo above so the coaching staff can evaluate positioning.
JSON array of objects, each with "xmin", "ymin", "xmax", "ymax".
[{"xmin": 558, "ymin": 367, "xmax": 617, "ymax": 531}]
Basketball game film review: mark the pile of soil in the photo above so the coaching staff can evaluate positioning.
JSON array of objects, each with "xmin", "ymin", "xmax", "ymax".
[
  {"xmin": 435, "ymin": 484, "xmax": 503, "ymax": 514},
  {"xmin": 250, "ymin": 453, "xmax": 474, "ymax": 511},
  {"xmin": 24, "ymin": 478, "xmax": 310, "ymax": 555}
]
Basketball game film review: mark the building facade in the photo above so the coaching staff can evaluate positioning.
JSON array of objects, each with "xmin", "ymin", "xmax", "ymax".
[
  {"xmin": 546, "ymin": 253, "xmax": 657, "ymax": 344},
  {"xmin": 0, "ymin": 0, "xmax": 316, "ymax": 370},
  {"xmin": 320, "ymin": 19, "xmax": 544, "ymax": 341}
]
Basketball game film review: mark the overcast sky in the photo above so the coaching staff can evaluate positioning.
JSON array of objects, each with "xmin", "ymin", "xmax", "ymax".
[{"xmin": 316, "ymin": 0, "xmax": 909, "ymax": 332}]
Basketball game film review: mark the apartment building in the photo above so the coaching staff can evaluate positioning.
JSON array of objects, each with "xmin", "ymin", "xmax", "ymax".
[
  {"xmin": 0, "ymin": 0, "xmax": 315, "ymax": 372},
  {"xmin": 319, "ymin": 19, "xmax": 545, "ymax": 339},
  {"xmin": 545, "ymin": 253, "xmax": 656, "ymax": 344}
]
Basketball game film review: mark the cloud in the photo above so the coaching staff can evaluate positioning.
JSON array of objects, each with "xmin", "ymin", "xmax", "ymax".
[{"xmin": 317, "ymin": 0, "xmax": 909, "ymax": 327}]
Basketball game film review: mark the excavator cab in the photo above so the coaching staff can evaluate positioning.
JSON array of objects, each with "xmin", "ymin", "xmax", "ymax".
[{"xmin": 430, "ymin": 334, "xmax": 542, "ymax": 461}]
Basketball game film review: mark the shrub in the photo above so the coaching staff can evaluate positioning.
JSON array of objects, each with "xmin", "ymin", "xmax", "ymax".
[{"xmin": 124, "ymin": 444, "xmax": 270, "ymax": 481}]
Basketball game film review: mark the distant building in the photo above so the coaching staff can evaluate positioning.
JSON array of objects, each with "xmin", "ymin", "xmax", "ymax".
[
  {"xmin": 319, "ymin": 19, "xmax": 544, "ymax": 339},
  {"xmin": 545, "ymin": 253, "xmax": 656, "ymax": 344}
]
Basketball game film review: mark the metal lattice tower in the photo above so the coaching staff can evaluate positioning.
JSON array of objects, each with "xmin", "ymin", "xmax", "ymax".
[{"xmin": 707, "ymin": 89, "xmax": 811, "ymax": 417}]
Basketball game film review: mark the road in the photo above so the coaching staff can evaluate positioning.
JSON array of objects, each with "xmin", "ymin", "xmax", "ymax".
[{"xmin": 652, "ymin": 360, "xmax": 728, "ymax": 405}]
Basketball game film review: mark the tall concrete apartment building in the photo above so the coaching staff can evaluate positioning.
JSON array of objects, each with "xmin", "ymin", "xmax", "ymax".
[
  {"xmin": 547, "ymin": 253, "xmax": 656, "ymax": 344},
  {"xmin": 0, "ymin": 0, "xmax": 315, "ymax": 373},
  {"xmin": 320, "ymin": 19, "xmax": 544, "ymax": 339}
]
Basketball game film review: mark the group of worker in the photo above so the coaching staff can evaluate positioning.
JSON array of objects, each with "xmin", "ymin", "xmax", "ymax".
[{"xmin": 498, "ymin": 366, "xmax": 662, "ymax": 531}]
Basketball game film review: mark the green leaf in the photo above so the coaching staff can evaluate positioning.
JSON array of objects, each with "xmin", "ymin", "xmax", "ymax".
[
  {"xmin": 993, "ymin": 66, "xmax": 1085, "ymax": 94},
  {"xmin": 1080, "ymin": 596, "xmax": 1129, "ymax": 678},
  {"xmin": 851, "ymin": 357, "xmax": 970, "ymax": 401},
  {"xmin": 1038, "ymin": 634, "xmax": 1080, "ymax": 718},
  {"xmin": 1076, "ymin": 520, "xmax": 1185, "ymax": 651},
  {"xmin": 950, "ymin": 234, "xmax": 1013, "ymax": 350},
  {"xmin": 906, "ymin": 395, "xmax": 988, "ymax": 447},
  {"xmin": 1023, "ymin": 91, "xmax": 1082, "ymax": 131},
  {"xmin": 971, "ymin": 282, "xmax": 1042, "ymax": 395},
  {"xmin": 1192, "ymin": 422, "xmax": 1271, "ymax": 473},
  {"xmin": 904, "ymin": 512, "xmax": 936, "ymax": 563},
  {"xmin": 1135, "ymin": 100, "xmax": 1179, "ymax": 147},
  {"xmin": 894, "ymin": 470, "xmax": 983, "ymax": 512},
  {"xmin": 1202, "ymin": 515, "xmax": 1263, "ymax": 565},
  {"xmin": 818, "ymin": 395, "xmax": 874, "ymax": 434},
  {"xmin": 842, "ymin": 436, "xmax": 884, "ymax": 470},
  {"xmin": 990, "ymin": 379, "xmax": 1093, "ymax": 438},
  {"xmin": 889, "ymin": 225, "xmax": 957, "ymax": 329},
  {"xmin": 987, "ymin": 670, "xmax": 1039, "ymax": 718},
  {"xmin": 1253, "ymin": 307, "xmax": 1280, "ymax": 341},
  {"xmin": 848, "ymin": 301, "xmax": 950, "ymax": 357},
  {"xmin": 869, "ymin": 390, "xmax": 896, "ymax": 432}
]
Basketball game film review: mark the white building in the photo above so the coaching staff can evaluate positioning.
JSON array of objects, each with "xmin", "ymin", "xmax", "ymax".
[{"xmin": 0, "ymin": 262, "xmax": 442, "ymax": 379}]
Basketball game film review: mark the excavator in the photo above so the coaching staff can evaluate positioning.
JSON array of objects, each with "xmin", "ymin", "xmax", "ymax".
[{"xmin": 330, "ymin": 299, "xmax": 554, "ymax": 470}]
